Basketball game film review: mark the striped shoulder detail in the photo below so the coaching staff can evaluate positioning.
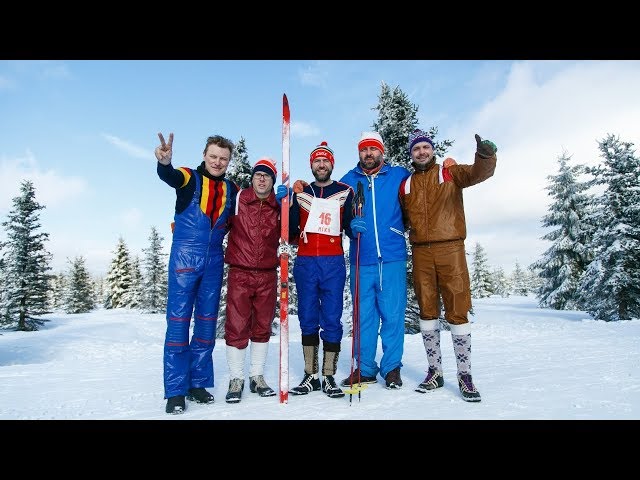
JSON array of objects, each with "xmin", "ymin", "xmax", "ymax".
[
  {"xmin": 234, "ymin": 188, "xmax": 243, "ymax": 215},
  {"xmin": 177, "ymin": 167, "xmax": 192, "ymax": 188},
  {"xmin": 400, "ymin": 174, "xmax": 413, "ymax": 195}
]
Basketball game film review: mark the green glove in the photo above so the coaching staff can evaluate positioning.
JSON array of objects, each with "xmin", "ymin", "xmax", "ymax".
[{"xmin": 475, "ymin": 134, "xmax": 497, "ymax": 158}]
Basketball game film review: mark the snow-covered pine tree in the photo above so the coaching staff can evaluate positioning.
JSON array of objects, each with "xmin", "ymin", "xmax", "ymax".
[
  {"xmin": 103, "ymin": 236, "xmax": 133, "ymax": 309},
  {"xmin": 227, "ymin": 136, "xmax": 253, "ymax": 189},
  {"xmin": 470, "ymin": 242, "xmax": 493, "ymax": 298},
  {"xmin": 141, "ymin": 226, "xmax": 167, "ymax": 314},
  {"xmin": 510, "ymin": 261, "xmax": 529, "ymax": 296},
  {"xmin": 372, "ymin": 81, "xmax": 454, "ymax": 169},
  {"xmin": 490, "ymin": 266, "xmax": 510, "ymax": 298},
  {"xmin": 49, "ymin": 273, "xmax": 67, "ymax": 311},
  {"xmin": 532, "ymin": 151, "xmax": 593, "ymax": 310},
  {"xmin": 127, "ymin": 255, "xmax": 145, "ymax": 309},
  {"xmin": 578, "ymin": 134, "xmax": 640, "ymax": 321},
  {"xmin": 93, "ymin": 276, "xmax": 106, "ymax": 307},
  {"xmin": 64, "ymin": 256, "xmax": 96, "ymax": 314},
  {"xmin": 0, "ymin": 180, "xmax": 53, "ymax": 330},
  {"xmin": 0, "ymin": 246, "xmax": 6, "ymax": 323}
]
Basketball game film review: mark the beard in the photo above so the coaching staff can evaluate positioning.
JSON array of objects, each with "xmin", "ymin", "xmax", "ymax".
[{"xmin": 313, "ymin": 168, "xmax": 331, "ymax": 183}]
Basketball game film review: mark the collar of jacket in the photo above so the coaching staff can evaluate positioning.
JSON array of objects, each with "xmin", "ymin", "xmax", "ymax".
[{"xmin": 197, "ymin": 161, "xmax": 227, "ymax": 181}]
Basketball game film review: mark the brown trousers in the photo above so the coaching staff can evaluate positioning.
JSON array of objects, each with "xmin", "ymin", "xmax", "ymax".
[{"xmin": 411, "ymin": 240, "xmax": 471, "ymax": 325}]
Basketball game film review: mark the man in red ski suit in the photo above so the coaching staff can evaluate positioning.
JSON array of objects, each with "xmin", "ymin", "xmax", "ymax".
[
  {"xmin": 223, "ymin": 157, "xmax": 287, "ymax": 403},
  {"xmin": 156, "ymin": 132, "xmax": 239, "ymax": 415}
]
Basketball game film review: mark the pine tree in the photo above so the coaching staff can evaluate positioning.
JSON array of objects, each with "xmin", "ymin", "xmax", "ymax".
[
  {"xmin": 227, "ymin": 136, "xmax": 253, "ymax": 188},
  {"xmin": 127, "ymin": 255, "xmax": 145, "ymax": 309},
  {"xmin": 533, "ymin": 152, "xmax": 593, "ymax": 310},
  {"xmin": 578, "ymin": 134, "xmax": 640, "ymax": 321},
  {"xmin": 49, "ymin": 273, "xmax": 67, "ymax": 310},
  {"xmin": 511, "ymin": 261, "xmax": 529, "ymax": 296},
  {"xmin": 0, "ymin": 180, "xmax": 53, "ymax": 330},
  {"xmin": 104, "ymin": 237, "xmax": 133, "ymax": 309},
  {"xmin": 470, "ymin": 242, "xmax": 493, "ymax": 298},
  {"xmin": 490, "ymin": 266, "xmax": 510, "ymax": 298},
  {"xmin": 64, "ymin": 256, "xmax": 96, "ymax": 314},
  {"xmin": 141, "ymin": 226, "xmax": 168, "ymax": 314},
  {"xmin": 372, "ymin": 81, "xmax": 454, "ymax": 169}
]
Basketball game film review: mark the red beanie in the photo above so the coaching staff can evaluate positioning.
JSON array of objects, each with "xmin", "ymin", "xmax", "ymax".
[
  {"xmin": 310, "ymin": 141, "xmax": 335, "ymax": 167},
  {"xmin": 252, "ymin": 157, "xmax": 277, "ymax": 183}
]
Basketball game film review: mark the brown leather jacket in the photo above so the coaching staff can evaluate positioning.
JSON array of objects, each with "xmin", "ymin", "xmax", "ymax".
[{"xmin": 399, "ymin": 152, "xmax": 497, "ymax": 245}]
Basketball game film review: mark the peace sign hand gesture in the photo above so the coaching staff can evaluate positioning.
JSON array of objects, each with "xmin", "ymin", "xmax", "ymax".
[{"xmin": 155, "ymin": 132, "xmax": 174, "ymax": 165}]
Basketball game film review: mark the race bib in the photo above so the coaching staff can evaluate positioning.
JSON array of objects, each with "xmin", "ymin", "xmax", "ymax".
[{"xmin": 303, "ymin": 197, "xmax": 341, "ymax": 237}]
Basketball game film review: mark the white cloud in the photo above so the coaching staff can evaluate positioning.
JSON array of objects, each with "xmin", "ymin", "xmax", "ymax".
[
  {"xmin": 102, "ymin": 133, "xmax": 151, "ymax": 159},
  {"xmin": 445, "ymin": 60, "xmax": 640, "ymax": 270},
  {"xmin": 290, "ymin": 121, "xmax": 320, "ymax": 138},
  {"xmin": 0, "ymin": 151, "xmax": 88, "ymax": 211}
]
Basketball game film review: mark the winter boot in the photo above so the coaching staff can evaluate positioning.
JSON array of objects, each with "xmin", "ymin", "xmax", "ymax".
[
  {"xmin": 384, "ymin": 366, "xmax": 403, "ymax": 389},
  {"xmin": 290, "ymin": 372, "xmax": 321, "ymax": 395},
  {"xmin": 416, "ymin": 366, "xmax": 444, "ymax": 393},
  {"xmin": 225, "ymin": 378, "xmax": 245, "ymax": 403},
  {"xmin": 290, "ymin": 339, "xmax": 320, "ymax": 395},
  {"xmin": 250, "ymin": 375, "xmax": 276, "ymax": 397},
  {"xmin": 187, "ymin": 387, "xmax": 214, "ymax": 404},
  {"xmin": 458, "ymin": 373, "xmax": 481, "ymax": 402},
  {"xmin": 451, "ymin": 324, "xmax": 481, "ymax": 402},
  {"xmin": 340, "ymin": 369, "xmax": 377, "ymax": 387},
  {"xmin": 165, "ymin": 395, "xmax": 186, "ymax": 414},
  {"xmin": 248, "ymin": 342, "xmax": 275, "ymax": 396},
  {"xmin": 321, "ymin": 344, "xmax": 344, "ymax": 398}
]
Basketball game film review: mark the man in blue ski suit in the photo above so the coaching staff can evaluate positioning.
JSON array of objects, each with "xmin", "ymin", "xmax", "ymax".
[
  {"xmin": 340, "ymin": 131, "xmax": 411, "ymax": 390},
  {"xmin": 155, "ymin": 132, "xmax": 239, "ymax": 414}
]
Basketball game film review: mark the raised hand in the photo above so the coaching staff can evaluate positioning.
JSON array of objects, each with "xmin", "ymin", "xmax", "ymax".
[
  {"xmin": 475, "ymin": 134, "xmax": 497, "ymax": 158},
  {"xmin": 155, "ymin": 132, "xmax": 174, "ymax": 165}
]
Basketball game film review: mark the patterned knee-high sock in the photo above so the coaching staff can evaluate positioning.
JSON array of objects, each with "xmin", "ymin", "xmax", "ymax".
[
  {"xmin": 450, "ymin": 323, "xmax": 472, "ymax": 376},
  {"xmin": 420, "ymin": 320, "xmax": 442, "ymax": 374}
]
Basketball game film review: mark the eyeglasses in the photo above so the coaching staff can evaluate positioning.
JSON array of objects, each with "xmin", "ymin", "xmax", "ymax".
[{"xmin": 254, "ymin": 173, "xmax": 272, "ymax": 180}]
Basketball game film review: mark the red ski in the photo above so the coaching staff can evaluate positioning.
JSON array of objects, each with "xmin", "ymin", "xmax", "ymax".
[{"xmin": 279, "ymin": 93, "xmax": 291, "ymax": 404}]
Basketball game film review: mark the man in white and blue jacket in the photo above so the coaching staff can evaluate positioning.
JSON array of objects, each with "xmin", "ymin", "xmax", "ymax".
[{"xmin": 339, "ymin": 131, "xmax": 411, "ymax": 390}]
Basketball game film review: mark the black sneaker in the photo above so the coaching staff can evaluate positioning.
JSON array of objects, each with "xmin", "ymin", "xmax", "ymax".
[
  {"xmin": 165, "ymin": 395, "xmax": 186, "ymax": 414},
  {"xmin": 225, "ymin": 378, "xmax": 245, "ymax": 403},
  {"xmin": 289, "ymin": 373, "xmax": 321, "ymax": 395},
  {"xmin": 322, "ymin": 375, "xmax": 345, "ymax": 398},
  {"xmin": 385, "ymin": 367, "xmax": 403, "ymax": 389},
  {"xmin": 416, "ymin": 367, "xmax": 444, "ymax": 393},
  {"xmin": 250, "ymin": 375, "xmax": 276, "ymax": 397},
  {"xmin": 340, "ymin": 369, "xmax": 377, "ymax": 387},
  {"xmin": 458, "ymin": 373, "xmax": 481, "ymax": 402},
  {"xmin": 187, "ymin": 387, "xmax": 214, "ymax": 404}
]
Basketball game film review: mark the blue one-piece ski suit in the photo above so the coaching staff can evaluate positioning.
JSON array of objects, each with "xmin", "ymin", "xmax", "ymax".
[{"xmin": 158, "ymin": 162, "xmax": 237, "ymax": 399}]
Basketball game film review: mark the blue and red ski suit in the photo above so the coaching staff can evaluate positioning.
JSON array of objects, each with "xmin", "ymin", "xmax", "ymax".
[{"xmin": 158, "ymin": 161, "xmax": 238, "ymax": 399}]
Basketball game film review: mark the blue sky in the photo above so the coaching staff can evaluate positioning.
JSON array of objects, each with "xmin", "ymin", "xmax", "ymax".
[{"xmin": 1, "ymin": 60, "xmax": 639, "ymax": 277}]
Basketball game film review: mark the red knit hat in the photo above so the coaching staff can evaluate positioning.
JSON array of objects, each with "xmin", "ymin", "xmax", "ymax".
[
  {"xmin": 358, "ymin": 131, "xmax": 385, "ymax": 154},
  {"xmin": 309, "ymin": 141, "xmax": 335, "ymax": 167},
  {"xmin": 252, "ymin": 157, "xmax": 277, "ymax": 183}
]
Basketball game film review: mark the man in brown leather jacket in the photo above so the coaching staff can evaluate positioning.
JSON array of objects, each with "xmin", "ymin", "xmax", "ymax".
[{"xmin": 399, "ymin": 130, "xmax": 497, "ymax": 402}]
